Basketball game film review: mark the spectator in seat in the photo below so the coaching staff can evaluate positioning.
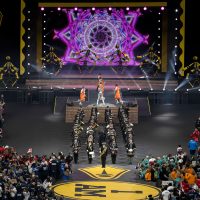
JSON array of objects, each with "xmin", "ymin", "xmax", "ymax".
[
  {"xmin": 161, "ymin": 186, "xmax": 171, "ymax": 200},
  {"xmin": 190, "ymin": 128, "xmax": 200, "ymax": 142},
  {"xmin": 145, "ymin": 168, "xmax": 151, "ymax": 181},
  {"xmin": 177, "ymin": 144, "xmax": 183, "ymax": 155},
  {"xmin": 188, "ymin": 138, "xmax": 198, "ymax": 157}
]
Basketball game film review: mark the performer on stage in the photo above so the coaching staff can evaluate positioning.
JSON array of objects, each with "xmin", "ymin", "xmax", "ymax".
[
  {"xmin": 75, "ymin": 44, "xmax": 98, "ymax": 73},
  {"xmin": 179, "ymin": 56, "xmax": 200, "ymax": 87},
  {"xmin": 79, "ymin": 86, "xmax": 86, "ymax": 106},
  {"xmin": 114, "ymin": 84, "xmax": 123, "ymax": 104},
  {"xmin": 100, "ymin": 143, "xmax": 108, "ymax": 168},
  {"xmin": 97, "ymin": 76, "xmax": 105, "ymax": 105},
  {"xmin": 40, "ymin": 47, "xmax": 63, "ymax": 75},
  {"xmin": 106, "ymin": 44, "xmax": 129, "ymax": 73},
  {"xmin": 137, "ymin": 46, "xmax": 161, "ymax": 77},
  {"xmin": 0, "ymin": 56, "xmax": 19, "ymax": 79}
]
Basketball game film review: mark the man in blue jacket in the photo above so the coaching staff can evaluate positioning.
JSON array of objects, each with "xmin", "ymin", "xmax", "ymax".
[{"xmin": 188, "ymin": 139, "xmax": 198, "ymax": 156}]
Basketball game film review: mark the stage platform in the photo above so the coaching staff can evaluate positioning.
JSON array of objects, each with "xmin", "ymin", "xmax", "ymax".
[
  {"xmin": 26, "ymin": 76, "xmax": 177, "ymax": 90},
  {"xmin": 65, "ymin": 103, "xmax": 138, "ymax": 124}
]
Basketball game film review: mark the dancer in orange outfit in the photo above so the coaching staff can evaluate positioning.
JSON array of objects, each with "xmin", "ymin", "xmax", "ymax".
[
  {"xmin": 114, "ymin": 84, "xmax": 123, "ymax": 104},
  {"xmin": 79, "ymin": 86, "xmax": 86, "ymax": 105}
]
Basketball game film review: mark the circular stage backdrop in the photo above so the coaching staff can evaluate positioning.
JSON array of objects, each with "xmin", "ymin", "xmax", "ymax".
[{"xmin": 54, "ymin": 8, "xmax": 149, "ymax": 66}]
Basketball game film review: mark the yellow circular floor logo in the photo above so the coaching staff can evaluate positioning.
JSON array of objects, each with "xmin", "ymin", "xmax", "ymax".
[{"xmin": 53, "ymin": 181, "xmax": 160, "ymax": 200}]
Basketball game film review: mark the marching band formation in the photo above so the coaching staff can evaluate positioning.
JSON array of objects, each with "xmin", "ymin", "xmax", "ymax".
[{"xmin": 71, "ymin": 103, "xmax": 136, "ymax": 167}]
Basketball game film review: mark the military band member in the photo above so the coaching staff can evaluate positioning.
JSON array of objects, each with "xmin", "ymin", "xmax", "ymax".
[{"xmin": 100, "ymin": 143, "xmax": 108, "ymax": 168}]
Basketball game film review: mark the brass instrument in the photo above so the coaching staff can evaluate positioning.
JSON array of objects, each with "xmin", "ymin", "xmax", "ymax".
[{"xmin": 100, "ymin": 146, "xmax": 108, "ymax": 157}]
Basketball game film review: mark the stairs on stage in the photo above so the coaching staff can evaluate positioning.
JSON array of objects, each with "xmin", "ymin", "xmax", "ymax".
[{"xmin": 54, "ymin": 96, "xmax": 79, "ymax": 114}]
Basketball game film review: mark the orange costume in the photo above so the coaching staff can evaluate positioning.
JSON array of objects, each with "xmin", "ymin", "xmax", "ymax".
[
  {"xmin": 80, "ymin": 88, "xmax": 86, "ymax": 103},
  {"xmin": 115, "ymin": 86, "xmax": 121, "ymax": 101}
]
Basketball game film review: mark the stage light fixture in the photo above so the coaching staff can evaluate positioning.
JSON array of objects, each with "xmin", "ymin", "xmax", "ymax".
[
  {"xmin": 198, "ymin": 89, "xmax": 200, "ymax": 91},
  {"xmin": 17, "ymin": 87, "xmax": 19, "ymax": 89},
  {"xmin": 143, "ymin": 7, "xmax": 147, "ymax": 10},
  {"xmin": 158, "ymin": 28, "xmax": 160, "ymax": 30},
  {"xmin": 150, "ymin": 88, "xmax": 153, "ymax": 91},
  {"xmin": 92, "ymin": 7, "xmax": 95, "ymax": 11},
  {"xmin": 43, "ymin": 51, "xmax": 46, "ymax": 53},
  {"xmin": 28, "ymin": 54, "xmax": 30, "ymax": 56},
  {"xmin": 175, "ymin": 62, "xmax": 177, "ymax": 65},
  {"xmin": 175, "ymin": 54, "xmax": 177, "ymax": 57},
  {"xmin": 163, "ymin": 88, "xmax": 165, "ymax": 91},
  {"xmin": 158, "ymin": 35, "xmax": 161, "ymax": 38},
  {"xmin": 74, "ymin": 7, "xmax": 78, "ymax": 11},
  {"xmin": 158, "ymin": 51, "xmax": 160, "ymax": 54},
  {"xmin": 28, "ymin": 45, "xmax": 30, "ymax": 47},
  {"xmin": 28, "ymin": 72, "xmax": 30, "ymax": 74},
  {"xmin": 44, "ymin": 35, "xmax": 46, "ymax": 38},
  {"xmin": 175, "ymin": 45, "xmax": 177, "ymax": 48},
  {"xmin": 57, "ymin": 7, "xmax": 61, "ymax": 11},
  {"xmin": 139, "ymin": 88, "xmax": 142, "ymax": 90},
  {"xmin": 174, "ymin": 88, "xmax": 177, "ymax": 91},
  {"xmin": 126, "ymin": 7, "xmax": 130, "ymax": 11},
  {"xmin": 44, "ymin": 20, "xmax": 46, "ymax": 23},
  {"xmin": 28, "ymin": 36, "xmax": 30, "ymax": 39},
  {"xmin": 28, "ymin": 63, "xmax": 30, "ymax": 66},
  {"xmin": 187, "ymin": 89, "xmax": 189, "ymax": 91},
  {"xmin": 175, "ymin": 18, "xmax": 178, "ymax": 21},
  {"xmin": 28, "ymin": 28, "xmax": 30, "ymax": 31},
  {"xmin": 44, "ymin": 13, "xmax": 46, "ymax": 16},
  {"xmin": 41, "ymin": 7, "xmax": 44, "ymax": 11},
  {"xmin": 108, "ymin": 7, "xmax": 112, "ymax": 11},
  {"xmin": 158, "ymin": 20, "xmax": 160, "ymax": 22},
  {"xmin": 128, "ymin": 88, "xmax": 130, "ymax": 90},
  {"xmin": 158, "ymin": 43, "xmax": 160, "ymax": 46},
  {"xmin": 161, "ymin": 7, "xmax": 165, "ymax": 10},
  {"xmin": 43, "ymin": 28, "xmax": 46, "ymax": 30},
  {"xmin": 175, "ymin": 28, "xmax": 178, "ymax": 30},
  {"xmin": 158, "ymin": 12, "xmax": 161, "ymax": 15},
  {"xmin": 44, "ymin": 43, "xmax": 46, "ymax": 45},
  {"xmin": 28, "ymin": 11, "xmax": 30, "ymax": 13},
  {"xmin": 175, "ymin": 9, "xmax": 178, "ymax": 12},
  {"xmin": 28, "ymin": 19, "xmax": 30, "ymax": 21},
  {"xmin": 175, "ymin": 37, "xmax": 178, "ymax": 39}
]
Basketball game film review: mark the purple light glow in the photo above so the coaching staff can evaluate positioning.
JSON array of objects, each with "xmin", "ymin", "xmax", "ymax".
[
  {"xmin": 126, "ymin": 7, "xmax": 130, "ymax": 11},
  {"xmin": 108, "ymin": 7, "xmax": 112, "ymax": 11},
  {"xmin": 74, "ymin": 7, "xmax": 78, "ymax": 11},
  {"xmin": 92, "ymin": 7, "xmax": 95, "ymax": 11},
  {"xmin": 41, "ymin": 7, "xmax": 44, "ymax": 11},
  {"xmin": 54, "ymin": 8, "xmax": 148, "ymax": 66},
  {"xmin": 161, "ymin": 6, "xmax": 165, "ymax": 10},
  {"xmin": 143, "ymin": 7, "xmax": 147, "ymax": 10}
]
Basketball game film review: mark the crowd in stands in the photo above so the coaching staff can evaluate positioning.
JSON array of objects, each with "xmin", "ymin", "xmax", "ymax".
[
  {"xmin": 138, "ymin": 116, "xmax": 200, "ymax": 200},
  {"xmin": 0, "ymin": 145, "xmax": 74, "ymax": 199},
  {"xmin": 0, "ymin": 94, "xmax": 5, "ymax": 138}
]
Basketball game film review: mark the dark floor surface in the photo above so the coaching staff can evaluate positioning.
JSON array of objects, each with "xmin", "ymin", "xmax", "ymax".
[{"xmin": 1, "ymin": 103, "xmax": 200, "ymax": 163}]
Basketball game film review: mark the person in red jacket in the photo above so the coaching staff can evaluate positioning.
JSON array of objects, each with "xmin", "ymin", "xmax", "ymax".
[
  {"xmin": 190, "ymin": 128, "xmax": 200, "ymax": 142},
  {"xmin": 180, "ymin": 179, "xmax": 190, "ymax": 193}
]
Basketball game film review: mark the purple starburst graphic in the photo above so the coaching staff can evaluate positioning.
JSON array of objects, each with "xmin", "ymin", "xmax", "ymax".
[{"xmin": 54, "ymin": 8, "xmax": 148, "ymax": 66}]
